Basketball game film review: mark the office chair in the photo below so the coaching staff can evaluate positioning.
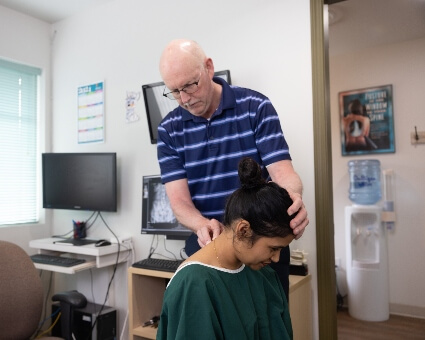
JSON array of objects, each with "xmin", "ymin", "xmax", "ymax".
[{"xmin": 0, "ymin": 240, "xmax": 87, "ymax": 340}]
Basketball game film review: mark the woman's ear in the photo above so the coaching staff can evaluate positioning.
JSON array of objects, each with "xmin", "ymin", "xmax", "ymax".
[{"xmin": 235, "ymin": 219, "xmax": 253, "ymax": 240}]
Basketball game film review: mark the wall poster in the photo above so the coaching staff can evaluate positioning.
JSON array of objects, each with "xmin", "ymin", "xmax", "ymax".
[
  {"xmin": 78, "ymin": 81, "xmax": 104, "ymax": 144},
  {"xmin": 339, "ymin": 84, "xmax": 395, "ymax": 156}
]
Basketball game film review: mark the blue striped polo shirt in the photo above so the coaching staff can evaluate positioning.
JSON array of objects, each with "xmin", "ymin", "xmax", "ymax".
[{"xmin": 157, "ymin": 77, "xmax": 291, "ymax": 222}]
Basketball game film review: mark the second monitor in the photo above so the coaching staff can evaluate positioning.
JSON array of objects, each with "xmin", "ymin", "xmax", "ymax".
[{"xmin": 141, "ymin": 175, "xmax": 192, "ymax": 241}]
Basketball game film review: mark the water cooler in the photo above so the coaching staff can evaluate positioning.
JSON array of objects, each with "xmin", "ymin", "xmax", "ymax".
[{"xmin": 345, "ymin": 159, "xmax": 390, "ymax": 321}]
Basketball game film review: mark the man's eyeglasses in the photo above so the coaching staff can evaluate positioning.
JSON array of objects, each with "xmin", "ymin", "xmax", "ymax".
[{"xmin": 163, "ymin": 75, "xmax": 201, "ymax": 100}]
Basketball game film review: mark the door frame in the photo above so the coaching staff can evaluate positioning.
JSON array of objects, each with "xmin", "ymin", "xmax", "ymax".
[{"xmin": 310, "ymin": 0, "xmax": 337, "ymax": 338}]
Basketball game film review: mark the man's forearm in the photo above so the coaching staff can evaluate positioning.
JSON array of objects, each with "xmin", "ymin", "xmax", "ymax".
[{"xmin": 268, "ymin": 160, "xmax": 303, "ymax": 196}]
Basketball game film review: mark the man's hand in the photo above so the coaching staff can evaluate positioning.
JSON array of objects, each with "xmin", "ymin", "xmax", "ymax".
[
  {"xmin": 165, "ymin": 180, "xmax": 223, "ymax": 247},
  {"xmin": 267, "ymin": 160, "xmax": 308, "ymax": 240},
  {"xmin": 287, "ymin": 192, "xmax": 309, "ymax": 240},
  {"xmin": 196, "ymin": 219, "xmax": 224, "ymax": 248}
]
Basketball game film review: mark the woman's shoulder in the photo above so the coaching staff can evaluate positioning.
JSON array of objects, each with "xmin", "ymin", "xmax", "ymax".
[
  {"xmin": 166, "ymin": 262, "xmax": 216, "ymax": 289},
  {"xmin": 167, "ymin": 261, "xmax": 245, "ymax": 289}
]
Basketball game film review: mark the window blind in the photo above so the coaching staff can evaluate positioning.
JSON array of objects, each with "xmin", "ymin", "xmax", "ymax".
[{"xmin": 0, "ymin": 59, "xmax": 41, "ymax": 225}]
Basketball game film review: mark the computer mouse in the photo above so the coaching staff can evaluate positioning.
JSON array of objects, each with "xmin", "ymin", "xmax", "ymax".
[{"xmin": 95, "ymin": 239, "xmax": 111, "ymax": 247}]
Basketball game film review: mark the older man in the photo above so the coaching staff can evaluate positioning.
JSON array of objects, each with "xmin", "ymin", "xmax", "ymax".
[{"xmin": 156, "ymin": 39, "xmax": 308, "ymax": 297}]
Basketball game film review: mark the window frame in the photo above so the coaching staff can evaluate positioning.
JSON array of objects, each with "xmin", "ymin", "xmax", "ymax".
[{"xmin": 0, "ymin": 58, "xmax": 41, "ymax": 226}]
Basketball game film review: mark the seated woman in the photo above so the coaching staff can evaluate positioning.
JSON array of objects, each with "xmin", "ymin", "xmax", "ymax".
[{"xmin": 156, "ymin": 157, "xmax": 296, "ymax": 340}]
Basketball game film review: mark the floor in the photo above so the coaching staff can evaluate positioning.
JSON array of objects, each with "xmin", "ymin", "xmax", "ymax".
[{"xmin": 337, "ymin": 308, "xmax": 425, "ymax": 340}]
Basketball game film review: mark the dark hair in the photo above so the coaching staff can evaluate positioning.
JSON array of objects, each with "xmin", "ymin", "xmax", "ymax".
[
  {"xmin": 223, "ymin": 157, "xmax": 295, "ymax": 243},
  {"xmin": 348, "ymin": 99, "xmax": 366, "ymax": 116}
]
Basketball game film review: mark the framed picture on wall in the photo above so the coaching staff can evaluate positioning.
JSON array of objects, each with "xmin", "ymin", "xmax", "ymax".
[{"xmin": 339, "ymin": 84, "xmax": 395, "ymax": 156}]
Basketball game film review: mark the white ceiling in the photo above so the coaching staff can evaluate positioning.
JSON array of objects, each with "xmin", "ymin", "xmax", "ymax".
[
  {"xmin": 0, "ymin": 0, "xmax": 424, "ymax": 54},
  {"xmin": 0, "ymin": 0, "xmax": 113, "ymax": 23}
]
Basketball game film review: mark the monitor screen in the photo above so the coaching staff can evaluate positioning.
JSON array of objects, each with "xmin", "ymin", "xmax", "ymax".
[
  {"xmin": 142, "ymin": 70, "xmax": 231, "ymax": 144},
  {"xmin": 141, "ymin": 175, "xmax": 192, "ymax": 240},
  {"xmin": 42, "ymin": 153, "xmax": 117, "ymax": 212}
]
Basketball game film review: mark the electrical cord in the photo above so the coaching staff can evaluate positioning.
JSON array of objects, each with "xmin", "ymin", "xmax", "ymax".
[
  {"xmin": 85, "ymin": 211, "xmax": 100, "ymax": 232},
  {"xmin": 32, "ymin": 270, "xmax": 54, "ymax": 338},
  {"xmin": 147, "ymin": 234, "xmax": 159, "ymax": 258},
  {"xmin": 33, "ymin": 301, "xmax": 60, "ymax": 339},
  {"xmin": 146, "ymin": 235, "xmax": 184, "ymax": 261},
  {"xmin": 89, "ymin": 268, "xmax": 96, "ymax": 304},
  {"xmin": 37, "ymin": 211, "xmax": 127, "ymax": 339},
  {"xmin": 117, "ymin": 241, "xmax": 132, "ymax": 262},
  {"xmin": 51, "ymin": 211, "xmax": 98, "ymax": 239},
  {"xmin": 87, "ymin": 212, "xmax": 121, "ymax": 339},
  {"xmin": 180, "ymin": 247, "xmax": 187, "ymax": 259},
  {"xmin": 163, "ymin": 237, "xmax": 178, "ymax": 260},
  {"xmin": 50, "ymin": 211, "xmax": 122, "ymax": 339},
  {"xmin": 35, "ymin": 311, "xmax": 61, "ymax": 338},
  {"xmin": 117, "ymin": 239, "xmax": 134, "ymax": 339}
]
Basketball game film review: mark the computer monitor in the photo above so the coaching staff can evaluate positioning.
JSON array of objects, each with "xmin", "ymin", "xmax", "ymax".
[
  {"xmin": 142, "ymin": 70, "xmax": 231, "ymax": 144},
  {"xmin": 141, "ymin": 175, "xmax": 192, "ymax": 240},
  {"xmin": 42, "ymin": 153, "xmax": 117, "ymax": 212}
]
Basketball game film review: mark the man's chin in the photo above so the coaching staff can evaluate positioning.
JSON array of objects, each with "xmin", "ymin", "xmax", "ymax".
[{"xmin": 187, "ymin": 106, "xmax": 207, "ymax": 118}]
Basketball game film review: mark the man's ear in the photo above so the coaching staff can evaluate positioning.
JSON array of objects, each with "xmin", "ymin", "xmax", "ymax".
[
  {"xmin": 235, "ymin": 219, "xmax": 253, "ymax": 240},
  {"xmin": 205, "ymin": 58, "xmax": 215, "ymax": 79}
]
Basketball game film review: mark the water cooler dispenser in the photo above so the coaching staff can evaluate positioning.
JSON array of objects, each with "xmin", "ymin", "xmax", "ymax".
[{"xmin": 345, "ymin": 159, "xmax": 390, "ymax": 321}]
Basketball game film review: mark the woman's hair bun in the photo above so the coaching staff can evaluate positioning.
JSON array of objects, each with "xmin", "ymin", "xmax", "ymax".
[{"xmin": 238, "ymin": 157, "xmax": 266, "ymax": 190}]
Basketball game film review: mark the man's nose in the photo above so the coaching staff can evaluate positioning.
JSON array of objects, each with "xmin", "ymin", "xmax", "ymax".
[{"xmin": 180, "ymin": 91, "xmax": 191, "ymax": 103}]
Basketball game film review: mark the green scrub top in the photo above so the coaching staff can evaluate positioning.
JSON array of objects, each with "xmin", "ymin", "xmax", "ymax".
[{"xmin": 156, "ymin": 262, "xmax": 293, "ymax": 340}]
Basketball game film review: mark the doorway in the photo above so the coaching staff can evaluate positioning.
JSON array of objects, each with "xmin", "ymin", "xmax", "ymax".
[{"xmin": 313, "ymin": 0, "xmax": 425, "ymax": 338}]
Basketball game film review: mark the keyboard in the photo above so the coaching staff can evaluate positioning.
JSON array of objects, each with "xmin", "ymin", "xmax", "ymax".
[
  {"xmin": 30, "ymin": 254, "xmax": 86, "ymax": 267},
  {"xmin": 132, "ymin": 258, "xmax": 184, "ymax": 272}
]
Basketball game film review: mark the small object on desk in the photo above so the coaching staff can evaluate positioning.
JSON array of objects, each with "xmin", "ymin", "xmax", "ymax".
[
  {"xmin": 73, "ymin": 220, "xmax": 87, "ymax": 239},
  {"xmin": 30, "ymin": 254, "xmax": 86, "ymax": 267},
  {"xmin": 143, "ymin": 315, "xmax": 160, "ymax": 328},
  {"xmin": 132, "ymin": 258, "xmax": 184, "ymax": 272},
  {"xmin": 289, "ymin": 263, "xmax": 309, "ymax": 276},
  {"xmin": 95, "ymin": 239, "xmax": 112, "ymax": 247},
  {"xmin": 290, "ymin": 249, "xmax": 309, "ymax": 276}
]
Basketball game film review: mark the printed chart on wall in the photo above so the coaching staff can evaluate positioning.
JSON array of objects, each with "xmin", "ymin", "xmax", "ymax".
[
  {"xmin": 339, "ymin": 84, "xmax": 395, "ymax": 156},
  {"xmin": 77, "ymin": 81, "xmax": 104, "ymax": 144}
]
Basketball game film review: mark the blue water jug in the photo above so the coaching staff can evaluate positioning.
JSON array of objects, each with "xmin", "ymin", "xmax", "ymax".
[{"xmin": 348, "ymin": 159, "xmax": 381, "ymax": 205}]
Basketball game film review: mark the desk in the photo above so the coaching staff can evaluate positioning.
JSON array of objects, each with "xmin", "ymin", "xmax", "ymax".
[
  {"xmin": 29, "ymin": 238, "xmax": 131, "ymax": 274},
  {"xmin": 128, "ymin": 267, "xmax": 312, "ymax": 340},
  {"xmin": 289, "ymin": 274, "xmax": 313, "ymax": 340}
]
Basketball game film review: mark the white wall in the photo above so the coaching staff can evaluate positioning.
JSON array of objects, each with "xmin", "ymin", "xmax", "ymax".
[
  {"xmin": 330, "ymin": 37, "xmax": 425, "ymax": 317},
  {"xmin": 1, "ymin": 0, "xmax": 317, "ymax": 338},
  {"xmin": 0, "ymin": 6, "xmax": 52, "ymax": 250}
]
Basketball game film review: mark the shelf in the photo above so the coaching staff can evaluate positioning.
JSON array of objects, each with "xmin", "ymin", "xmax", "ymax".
[
  {"xmin": 128, "ymin": 267, "xmax": 173, "ymax": 279},
  {"xmin": 29, "ymin": 238, "xmax": 131, "ymax": 274},
  {"xmin": 133, "ymin": 325, "xmax": 157, "ymax": 339},
  {"xmin": 289, "ymin": 273, "xmax": 311, "ymax": 292},
  {"xmin": 33, "ymin": 260, "xmax": 97, "ymax": 274}
]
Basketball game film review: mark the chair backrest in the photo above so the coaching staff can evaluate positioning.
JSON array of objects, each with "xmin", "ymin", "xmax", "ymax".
[{"xmin": 0, "ymin": 240, "xmax": 44, "ymax": 339}]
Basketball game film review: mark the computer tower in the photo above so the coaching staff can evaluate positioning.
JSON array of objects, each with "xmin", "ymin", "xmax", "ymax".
[{"xmin": 52, "ymin": 301, "xmax": 116, "ymax": 340}]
